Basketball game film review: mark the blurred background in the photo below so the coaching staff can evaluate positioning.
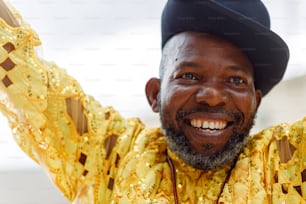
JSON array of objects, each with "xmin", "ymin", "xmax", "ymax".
[{"xmin": 0, "ymin": 0, "xmax": 305, "ymax": 203}]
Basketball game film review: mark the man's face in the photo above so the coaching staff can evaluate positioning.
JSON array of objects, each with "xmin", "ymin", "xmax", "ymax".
[{"xmin": 146, "ymin": 32, "xmax": 262, "ymax": 170}]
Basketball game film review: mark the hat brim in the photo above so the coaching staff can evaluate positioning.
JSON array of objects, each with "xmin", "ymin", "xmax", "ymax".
[{"xmin": 162, "ymin": 1, "xmax": 289, "ymax": 96}]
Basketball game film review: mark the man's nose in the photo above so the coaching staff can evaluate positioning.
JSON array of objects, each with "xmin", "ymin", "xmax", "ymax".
[{"xmin": 195, "ymin": 83, "xmax": 228, "ymax": 107}]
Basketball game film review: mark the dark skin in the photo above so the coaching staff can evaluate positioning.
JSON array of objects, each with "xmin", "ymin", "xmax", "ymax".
[{"xmin": 146, "ymin": 32, "xmax": 262, "ymax": 158}]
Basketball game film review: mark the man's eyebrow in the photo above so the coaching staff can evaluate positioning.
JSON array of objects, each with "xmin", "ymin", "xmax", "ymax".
[
  {"xmin": 227, "ymin": 65, "xmax": 253, "ymax": 75},
  {"xmin": 176, "ymin": 61, "xmax": 202, "ymax": 69},
  {"xmin": 175, "ymin": 61, "xmax": 253, "ymax": 75}
]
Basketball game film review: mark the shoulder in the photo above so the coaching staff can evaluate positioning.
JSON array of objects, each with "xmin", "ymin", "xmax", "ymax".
[
  {"xmin": 245, "ymin": 117, "xmax": 305, "ymax": 200},
  {"xmin": 248, "ymin": 117, "xmax": 305, "ymax": 153}
]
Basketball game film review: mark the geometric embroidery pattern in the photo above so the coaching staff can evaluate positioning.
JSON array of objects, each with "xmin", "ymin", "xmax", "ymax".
[{"xmin": 1, "ymin": 42, "xmax": 16, "ymax": 87}]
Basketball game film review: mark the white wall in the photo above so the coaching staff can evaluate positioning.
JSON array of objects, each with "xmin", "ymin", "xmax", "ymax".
[{"xmin": 0, "ymin": 170, "xmax": 68, "ymax": 204}]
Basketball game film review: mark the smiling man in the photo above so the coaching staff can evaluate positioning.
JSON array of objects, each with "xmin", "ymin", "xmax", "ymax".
[
  {"xmin": 146, "ymin": 32, "xmax": 262, "ymax": 170},
  {"xmin": 0, "ymin": 0, "xmax": 305, "ymax": 203}
]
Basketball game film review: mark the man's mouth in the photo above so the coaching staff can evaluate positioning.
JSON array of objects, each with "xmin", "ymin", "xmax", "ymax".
[{"xmin": 189, "ymin": 119, "xmax": 228, "ymax": 131}]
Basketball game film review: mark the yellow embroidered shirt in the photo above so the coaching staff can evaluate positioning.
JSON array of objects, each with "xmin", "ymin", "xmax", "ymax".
[{"xmin": 0, "ymin": 3, "xmax": 305, "ymax": 204}]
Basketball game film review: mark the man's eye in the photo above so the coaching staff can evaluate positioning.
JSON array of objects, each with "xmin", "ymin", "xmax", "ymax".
[
  {"xmin": 229, "ymin": 76, "xmax": 247, "ymax": 85},
  {"xmin": 181, "ymin": 73, "xmax": 197, "ymax": 80}
]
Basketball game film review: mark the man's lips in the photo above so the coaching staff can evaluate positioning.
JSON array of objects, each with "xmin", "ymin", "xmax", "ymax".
[
  {"xmin": 174, "ymin": 109, "xmax": 243, "ymax": 155},
  {"xmin": 181, "ymin": 111, "xmax": 235, "ymax": 130},
  {"xmin": 189, "ymin": 119, "xmax": 228, "ymax": 130},
  {"xmin": 182, "ymin": 116, "xmax": 234, "ymax": 154}
]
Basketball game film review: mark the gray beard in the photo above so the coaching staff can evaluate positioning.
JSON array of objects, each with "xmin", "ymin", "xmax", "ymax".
[{"xmin": 160, "ymin": 113, "xmax": 255, "ymax": 170}]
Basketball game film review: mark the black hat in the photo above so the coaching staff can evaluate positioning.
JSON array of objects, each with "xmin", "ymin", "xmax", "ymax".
[{"xmin": 161, "ymin": 0, "xmax": 289, "ymax": 96}]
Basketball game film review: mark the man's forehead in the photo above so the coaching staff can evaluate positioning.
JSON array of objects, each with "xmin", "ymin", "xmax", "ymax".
[
  {"xmin": 161, "ymin": 31, "xmax": 254, "ymax": 76},
  {"xmin": 164, "ymin": 32, "xmax": 239, "ymax": 51},
  {"xmin": 163, "ymin": 32, "xmax": 252, "ymax": 63}
]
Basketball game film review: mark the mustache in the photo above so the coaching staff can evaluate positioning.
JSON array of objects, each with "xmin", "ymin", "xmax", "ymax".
[{"xmin": 176, "ymin": 106, "xmax": 243, "ymax": 122}]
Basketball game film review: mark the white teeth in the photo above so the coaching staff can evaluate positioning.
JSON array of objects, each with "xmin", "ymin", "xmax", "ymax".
[
  {"xmin": 196, "ymin": 120, "xmax": 201, "ymax": 128},
  {"xmin": 190, "ymin": 119, "xmax": 227, "ymax": 130},
  {"xmin": 202, "ymin": 121, "xmax": 209, "ymax": 129},
  {"xmin": 209, "ymin": 122, "xmax": 214, "ymax": 129}
]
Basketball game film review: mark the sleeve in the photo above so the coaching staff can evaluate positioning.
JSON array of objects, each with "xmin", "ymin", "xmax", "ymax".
[
  {"xmin": 218, "ymin": 117, "xmax": 306, "ymax": 203},
  {"xmin": 0, "ymin": 2, "xmax": 144, "ymax": 202},
  {"xmin": 267, "ymin": 117, "xmax": 306, "ymax": 203}
]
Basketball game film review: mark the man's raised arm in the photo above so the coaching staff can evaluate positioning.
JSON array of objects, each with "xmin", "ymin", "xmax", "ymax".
[{"xmin": 0, "ymin": 1, "xmax": 142, "ymax": 202}]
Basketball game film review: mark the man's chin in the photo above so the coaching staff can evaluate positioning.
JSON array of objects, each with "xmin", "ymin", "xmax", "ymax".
[
  {"xmin": 164, "ymin": 129, "xmax": 250, "ymax": 170},
  {"xmin": 159, "ymin": 106, "xmax": 257, "ymax": 170}
]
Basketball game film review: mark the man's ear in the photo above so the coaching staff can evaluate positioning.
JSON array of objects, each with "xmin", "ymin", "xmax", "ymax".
[
  {"xmin": 145, "ymin": 77, "xmax": 161, "ymax": 113},
  {"xmin": 255, "ymin": 89, "xmax": 262, "ymax": 110}
]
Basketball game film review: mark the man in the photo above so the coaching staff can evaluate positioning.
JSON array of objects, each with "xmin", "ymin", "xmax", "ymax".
[{"xmin": 0, "ymin": 0, "xmax": 305, "ymax": 203}]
